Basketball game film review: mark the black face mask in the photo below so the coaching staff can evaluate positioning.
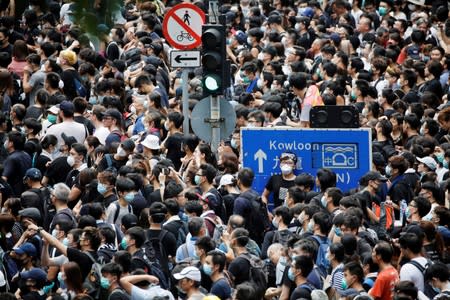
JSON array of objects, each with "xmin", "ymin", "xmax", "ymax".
[
  {"xmin": 18, "ymin": 278, "xmax": 31, "ymax": 295},
  {"xmin": 218, "ymin": 187, "xmax": 228, "ymax": 196}
]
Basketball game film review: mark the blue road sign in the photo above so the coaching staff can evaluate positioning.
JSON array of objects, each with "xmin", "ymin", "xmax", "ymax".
[{"xmin": 241, "ymin": 128, "xmax": 372, "ymax": 210}]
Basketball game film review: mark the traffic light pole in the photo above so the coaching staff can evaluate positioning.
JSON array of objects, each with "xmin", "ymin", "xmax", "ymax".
[
  {"xmin": 182, "ymin": 68, "xmax": 190, "ymax": 137},
  {"xmin": 210, "ymin": 95, "xmax": 220, "ymax": 153}
]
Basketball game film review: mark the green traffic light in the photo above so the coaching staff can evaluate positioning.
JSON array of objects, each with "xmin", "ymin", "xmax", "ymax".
[{"xmin": 203, "ymin": 74, "xmax": 221, "ymax": 93}]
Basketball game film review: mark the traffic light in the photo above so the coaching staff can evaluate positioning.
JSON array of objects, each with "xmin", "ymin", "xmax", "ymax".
[{"xmin": 201, "ymin": 24, "xmax": 229, "ymax": 96}]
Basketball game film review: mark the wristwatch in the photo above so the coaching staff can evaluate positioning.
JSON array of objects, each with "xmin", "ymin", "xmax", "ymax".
[{"xmin": 37, "ymin": 227, "xmax": 43, "ymax": 234}]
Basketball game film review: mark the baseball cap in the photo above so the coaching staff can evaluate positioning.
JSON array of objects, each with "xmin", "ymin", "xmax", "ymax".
[
  {"xmin": 18, "ymin": 207, "xmax": 41, "ymax": 223},
  {"xmin": 372, "ymin": 152, "xmax": 386, "ymax": 167},
  {"xmin": 121, "ymin": 213, "xmax": 138, "ymax": 229},
  {"xmin": 102, "ymin": 108, "xmax": 122, "ymax": 122},
  {"xmin": 47, "ymin": 105, "xmax": 60, "ymax": 115},
  {"xmin": 21, "ymin": 267, "xmax": 47, "ymax": 284},
  {"xmin": 407, "ymin": 45, "xmax": 421, "ymax": 60},
  {"xmin": 267, "ymin": 13, "xmax": 282, "ymax": 24},
  {"xmin": 234, "ymin": 30, "xmax": 247, "ymax": 45},
  {"xmin": 24, "ymin": 168, "xmax": 42, "ymax": 181},
  {"xmin": 141, "ymin": 134, "xmax": 160, "ymax": 150},
  {"xmin": 173, "ymin": 266, "xmax": 201, "ymax": 282},
  {"xmin": 60, "ymin": 100, "xmax": 74, "ymax": 114},
  {"xmin": 407, "ymin": 0, "xmax": 425, "ymax": 5},
  {"xmin": 13, "ymin": 242, "xmax": 37, "ymax": 257},
  {"xmin": 362, "ymin": 171, "xmax": 388, "ymax": 182},
  {"xmin": 218, "ymin": 174, "xmax": 235, "ymax": 189},
  {"xmin": 301, "ymin": 7, "xmax": 314, "ymax": 18},
  {"xmin": 121, "ymin": 139, "xmax": 135, "ymax": 152},
  {"xmin": 149, "ymin": 43, "xmax": 163, "ymax": 56},
  {"xmin": 417, "ymin": 156, "xmax": 437, "ymax": 170}
]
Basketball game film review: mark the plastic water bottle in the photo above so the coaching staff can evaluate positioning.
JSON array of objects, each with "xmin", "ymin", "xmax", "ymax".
[{"xmin": 399, "ymin": 199, "xmax": 407, "ymax": 224}]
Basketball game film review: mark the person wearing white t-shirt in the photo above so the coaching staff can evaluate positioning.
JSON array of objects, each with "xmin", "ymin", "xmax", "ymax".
[
  {"xmin": 46, "ymin": 100, "xmax": 88, "ymax": 148},
  {"xmin": 90, "ymin": 105, "xmax": 110, "ymax": 145},
  {"xmin": 399, "ymin": 232, "xmax": 429, "ymax": 292}
]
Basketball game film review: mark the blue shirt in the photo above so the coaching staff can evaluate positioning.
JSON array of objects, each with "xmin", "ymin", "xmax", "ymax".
[{"xmin": 132, "ymin": 114, "xmax": 145, "ymax": 135}]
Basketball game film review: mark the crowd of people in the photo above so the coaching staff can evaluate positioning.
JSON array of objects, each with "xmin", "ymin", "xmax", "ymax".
[{"xmin": 0, "ymin": 0, "xmax": 449, "ymax": 300}]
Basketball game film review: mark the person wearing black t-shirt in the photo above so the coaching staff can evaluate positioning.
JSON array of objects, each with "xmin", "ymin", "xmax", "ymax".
[
  {"xmin": 262, "ymin": 152, "xmax": 297, "ymax": 209},
  {"xmin": 288, "ymin": 256, "xmax": 315, "ymax": 300},
  {"xmin": 161, "ymin": 111, "xmax": 184, "ymax": 170},
  {"xmin": 97, "ymin": 169, "xmax": 118, "ymax": 208},
  {"xmin": 227, "ymin": 228, "xmax": 251, "ymax": 286},
  {"xmin": 30, "ymin": 224, "xmax": 100, "ymax": 282}
]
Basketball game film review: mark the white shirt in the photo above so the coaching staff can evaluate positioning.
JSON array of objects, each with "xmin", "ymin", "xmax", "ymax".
[
  {"xmin": 46, "ymin": 120, "xmax": 87, "ymax": 148},
  {"xmin": 131, "ymin": 285, "xmax": 174, "ymax": 300},
  {"xmin": 93, "ymin": 125, "xmax": 110, "ymax": 145},
  {"xmin": 399, "ymin": 256, "xmax": 428, "ymax": 291}
]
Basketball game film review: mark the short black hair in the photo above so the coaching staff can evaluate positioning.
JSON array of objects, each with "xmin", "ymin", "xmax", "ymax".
[
  {"xmin": 101, "ymin": 262, "xmax": 123, "ymax": 278},
  {"xmin": 237, "ymin": 168, "xmax": 254, "ymax": 188},
  {"xmin": 167, "ymin": 111, "xmax": 184, "ymax": 129},
  {"xmin": 292, "ymin": 255, "xmax": 314, "ymax": 278},
  {"xmin": 126, "ymin": 226, "xmax": 146, "ymax": 248},
  {"xmin": 207, "ymin": 250, "xmax": 226, "ymax": 272},
  {"xmin": 199, "ymin": 163, "xmax": 217, "ymax": 184},
  {"xmin": 149, "ymin": 202, "xmax": 167, "ymax": 223},
  {"xmin": 399, "ymin": 232, "xmax": 423, "ymax": 254},
  {"xmin": 373, "ymin": 241, "xmax": 393, "ymax": 263}
]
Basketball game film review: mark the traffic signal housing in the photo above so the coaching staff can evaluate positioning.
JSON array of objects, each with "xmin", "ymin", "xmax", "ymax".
[{"xmin": 201, "ymin": 24, "xmax": 229, "ymax": 96}]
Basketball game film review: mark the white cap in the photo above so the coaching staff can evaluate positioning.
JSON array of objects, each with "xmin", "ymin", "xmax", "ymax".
[
  {"xmin": 417, "ymin": 156, "xmax": 437, "ymax": 170},
  {"xmin": 407, "ymin": 0, "xmax": 425, "ymax": 5},
  {"xmin": 141, "ymin": 134, "xmax": 160, "ymax": 150},
  {"xmin": 173, "ymin": 266, "xmax": 201, "ymax": 282},
  {"xmin": 218, "ymin": 174, "xmax": 234, "ymax": 189},
  {"xmin": 47, "ymin": 105, "xmax": 60, "ymax": 115}
]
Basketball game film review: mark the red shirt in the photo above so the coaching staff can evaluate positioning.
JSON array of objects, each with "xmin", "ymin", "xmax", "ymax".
[{"xmin": 369, "ymin": 265, "xmax": 399, "ymax": 300}]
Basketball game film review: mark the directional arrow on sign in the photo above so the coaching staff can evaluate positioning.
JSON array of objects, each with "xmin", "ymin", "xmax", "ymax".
[
  {"xmin": 254, "ymin": 149, "xmax": 267, "ymax": 173},
  {"xmin": 175, "ymin": 55, "xmax": 197, "ymax": 63},
  {"xmin": 170, "ymin": 50, "xmax": 201, "ymax": 68}
]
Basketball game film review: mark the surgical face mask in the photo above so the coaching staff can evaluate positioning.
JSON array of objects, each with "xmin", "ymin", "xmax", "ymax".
[
  {"xmin": 130, "ymin": 105, "xmax": 137, "ymax": 114},
  {"xmin": 408, "ymin": 4, "xmax": 416, "ymax": 11},
  {"xmin": 321, "ymin": 196, "xmax": 327, "ymax": 208},
  {"xmin": 47, "ymin": 114, "xmax": 57, "ymax": 124},
  {"xmin": 100, "ymin": 276, "xmax": 110, "ymax": 289},
  {"xmin": 341, "ymin": 278, "xmax": 348, "ymax": 290},
  {"xmin": 56, "ymin": 57, "xmax": 61, "ymax": 65},
  {"xmin": 88, "ymin": 96, "xmax": 97, "ymax": 105},
  {"xmin": 378, "ymin": 7, "xmax": 387, "ymax": 16},
  {"xmin": 288, "ymin": 268, "xmax": 296, "ymax": 281},
  {"xmin": 257, "ymin": 78, "xmax": 264, "ymax": 89},
  {"xmin": 57, "ymin": 272, "xmax": 64, "ymax": 283},
  {"xmin": 203, "ymin": 264, "xmax": 213, "ymax": 276},
  {"xmin": 419, "ymin": 127, "xmax": 425, "ymax": 136},
  {"xmin": 307, "ymin": 220, "xmax": 314, "ymax": 232},
  {"xmin": 194, "ymin": 175, "xmax": 202, "ymax": 185},
  {"xmin": 334, "ymin": 227, "xmax": 342, "ymax": 237},
  {"xmin": 66, "ymin": 155, "xmax": 76, "ymax": 167},
  {"xmin": 97, "ymin": 183, "xmax": 107, "ymax": 194},
  {"xmin": 257, "ymin": 52, "xmax": 264, "ymax": 61},
  {"xmin": 295, "ymin": 23, "xmax": 301, "ymax": 31},
  {"xmin": 444, "ymin": 160, "xmax": 449, "ymax": 169},
  {"xmin": 405, "ymin": 206, "xmax": 411, "ymax": 219},
  {"xmin": 246, "ymin": 36, "xmax": 252, "ymax": 45},
  {"xmin": 37, "ymin": 36, "xmax": 43, "ymax": 44},
  {"xmin": 272, "ymin": 217, "xmax": 279, "ymax": 229},
  {"xmin": 116, "ymin": 146, "xmax": 127, "ymax": 157},
  {"xmin": 3, "ymin": 139, "xmax": 8, "ymax": 150},
  {"xmin": 280, "ymin": 164, "xmax": 293, "ymax": 175},
  {"xmin": 124, "ymin": 192, "xmax": 134, "ymax": 203},
  {"xmin": 385, "ymin": 165, "xmax": 392, "ymax": 177},
  {"xmin": 62, "ymin": 238, "xmax": 69, "ymax": 246},
  {"xmin": 98, "ymin": 95, "xmax": 105, "ymax": 104},
  {"xmin": 164, "ymin": 122, "xmax": 170, "ymax": 131},
  {"xmin": 362, "ymin": 107, "xmax": 368, "ymax": 117},
  {"xmin": 230, "ymin": 138, "xmax": 237, "ymax": 149},
  {"xmin": 436, "ymin": 153, "xmax": 444, "ymax": 164},
  {"xmin": 120, "ymin": 237, "xmax": 128, "ymax": 250}
]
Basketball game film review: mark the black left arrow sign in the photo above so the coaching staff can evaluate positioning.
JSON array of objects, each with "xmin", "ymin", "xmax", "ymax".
[{"xmin": 175, "ymin": 55, "xmax": 197, "ymax": 63}]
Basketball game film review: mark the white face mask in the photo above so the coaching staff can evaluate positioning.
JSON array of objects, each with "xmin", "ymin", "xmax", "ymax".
[
  {"xmin": 246, "ymin": 37, "xmax": 252, "ymax": 45},
  {"xmin": 257, "ymin": 78, "xmax": 264, "ymax": 89},
  {"xmin": 257, "ymin": 52, "xmax": 265, "ymax": 61},
  {"xmin": 130, "ymin": 105, "xmax": 137, "ymax": 114},
  {"xmin": 164, "ymin": 122, "xmax": 170, "ymax": 131},
  {"xmin": 116, "ymin": 146, "xmax": 127, "ymax": 157},
  {"xmin": 295, "ymin": 23, "xmax": 301, "ymax": 31},
  {"xmin": 66, "ymin": 155, "xmax": 75, "ymax": 167},
  {"xmin": 281, "ymin": 164, "xmax": 293, "ymax": 175},
  {"xmin": 56, "ymin": 57, "xmax": 61, "ymax": 65}
]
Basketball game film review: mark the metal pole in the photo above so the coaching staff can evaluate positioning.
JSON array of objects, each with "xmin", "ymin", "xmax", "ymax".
[
  {"xmin": 182, "ymin": 69, "xmax": 190, "ymax": 137},
  {"xmin": 210, "ymin": 95, "xmax": 220, "ymax": 153}
]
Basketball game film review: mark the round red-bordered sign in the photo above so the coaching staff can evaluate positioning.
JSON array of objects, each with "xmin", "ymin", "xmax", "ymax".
[{"xmin": 162, "ymin": 3, "xmax": 206, "ymax": 50}]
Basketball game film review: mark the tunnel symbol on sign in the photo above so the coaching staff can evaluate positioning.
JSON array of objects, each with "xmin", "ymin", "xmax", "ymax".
[{"xmin": 322, "ymin": 144, "xmax": 358, "ymax": 169}]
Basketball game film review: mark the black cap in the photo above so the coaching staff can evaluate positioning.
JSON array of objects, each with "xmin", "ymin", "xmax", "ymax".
[
  {"xmin": 362, "ymin": 171, "xmax": 388, "ymax": 182},
  {"xmin": 102, "ymin": 108, "xmax": 122, "ymax": 122}
]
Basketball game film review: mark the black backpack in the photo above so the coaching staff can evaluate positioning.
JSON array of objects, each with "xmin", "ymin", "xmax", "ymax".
[
  {"xmin": 239, "ymin": 253, "xmax": 268, "ymax": 300},
  {"xmin": 272, "ymin": 229, "xmax": 294, "ymax": 247},
  {"xmin": 242, "ymin": 193, "xmax": 270, "ymax": 245},
  {"xmin": 163, "ymin": 219, "xmax": 188, "ymax": 248},
  {"xmin": 131, "ymin": 251, "xmax": 171, "ymax": 290},
  {"xmin": 28, "ymin": 187, "xmax": 53, "ymax": 231},
  {"xmin": 142, "ymin": 229, "xmax": 171, "ymax": 280}
]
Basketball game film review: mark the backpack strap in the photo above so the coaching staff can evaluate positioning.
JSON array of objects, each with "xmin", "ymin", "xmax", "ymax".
[
  {"xmin": 113, "ymin": 202, "xmax": 132, "ymax": 224},
  {"xmin": 299, "ymin": 282, "xmax": 313, "ymax": 292},
  {"xmin": 182, "ymin": 243, "xmax": 189, "ymax": 259},
  {"xmin": 105, "ymin": 154, "xmax": 113, "ymax": 169},
  {"xmin": 407, "ymin": 259, "xmax": 429, "ymax": 273}
]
